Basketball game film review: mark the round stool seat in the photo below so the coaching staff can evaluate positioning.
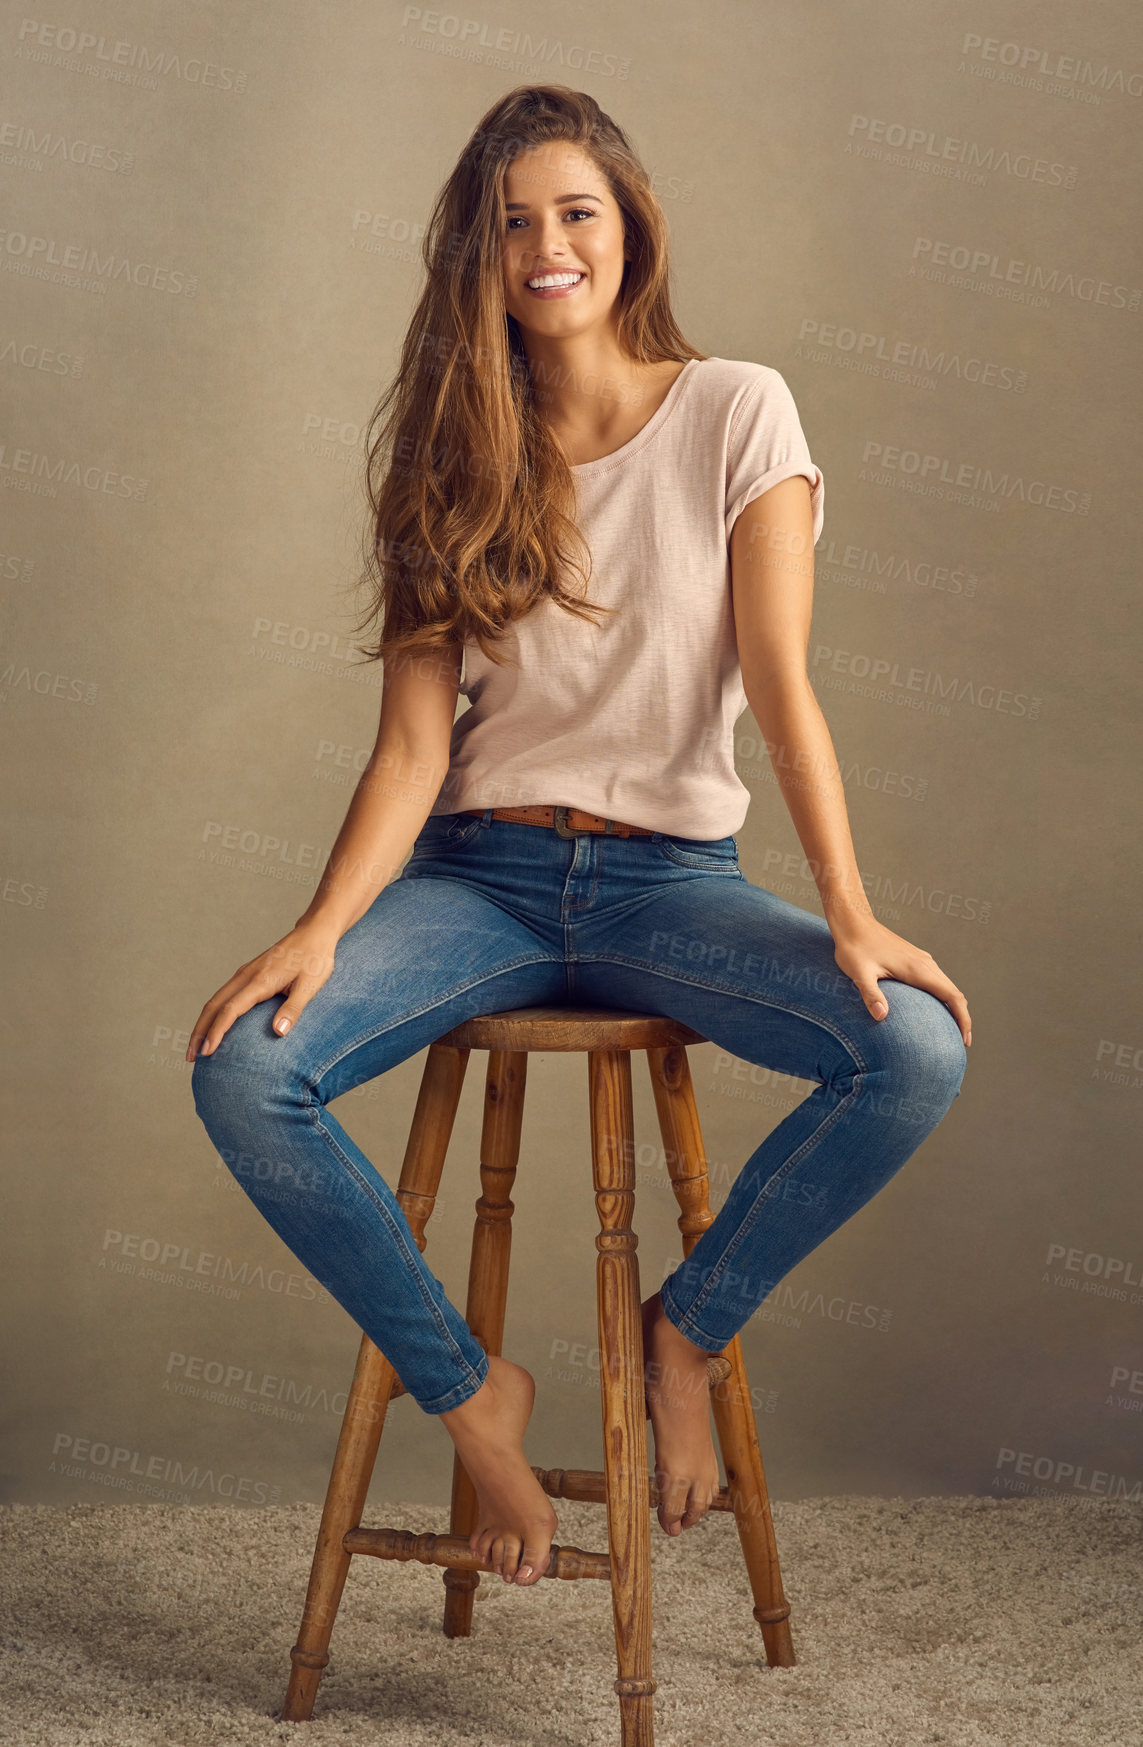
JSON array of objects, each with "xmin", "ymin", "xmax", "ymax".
[{"xmin": 435, "ymin": 1004, "xmax": 708, "ymax": 1053}]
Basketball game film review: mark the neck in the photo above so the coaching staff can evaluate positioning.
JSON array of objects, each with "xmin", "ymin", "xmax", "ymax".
[{"xmin": 519, "ymin": 327, "xmax": 665, "ymax": 425}]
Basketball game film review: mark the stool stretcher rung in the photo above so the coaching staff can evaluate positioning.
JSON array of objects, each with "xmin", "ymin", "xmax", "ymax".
[
  {"xmin": 530, "ymin": 1464, "xmax": 737, "ymax": 1513},
  {"xmin": 343, "ymin": 1525, "xmax": 610, "ymax": 1580}
]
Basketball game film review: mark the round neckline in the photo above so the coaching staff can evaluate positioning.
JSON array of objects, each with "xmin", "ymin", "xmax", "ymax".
[{"xmin": 569, "ymin": 358, "xmax": 703, "ymax": 474}]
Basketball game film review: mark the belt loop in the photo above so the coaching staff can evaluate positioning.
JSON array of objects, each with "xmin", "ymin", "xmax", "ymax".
[{"xmin": 481, "ymin": 807, "xmax": 493, "ymax": 828}]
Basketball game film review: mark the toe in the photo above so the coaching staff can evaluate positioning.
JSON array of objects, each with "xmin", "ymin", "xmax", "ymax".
[
  {"xmin": 657, "ymin": 1474, "xmax": 689, "ymax": 1536},
  {"xmin": 514, "ymin": 1542, "xmax": 549, "ymax": 1585},
  {"xmin": 680, "ymin": 1488, "xmax": 711, "ymax": 1530}
]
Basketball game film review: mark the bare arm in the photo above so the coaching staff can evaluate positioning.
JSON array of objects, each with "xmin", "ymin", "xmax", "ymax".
[
  {"xmin": 294, "ymin": 643, "xmax": 463, "ymax": 940},
  {"xmin": 187, "ymin": 643, "xmax": 462, "ymax": 1059},
  {"xmin": 729, "ymin": 475, "xmax": 971, "ymax": 1046}
]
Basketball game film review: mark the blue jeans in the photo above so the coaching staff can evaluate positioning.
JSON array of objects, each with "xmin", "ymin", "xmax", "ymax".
[{"xmin": 191, "ymin": 811, "xmax": 967, "ymax": 1414}]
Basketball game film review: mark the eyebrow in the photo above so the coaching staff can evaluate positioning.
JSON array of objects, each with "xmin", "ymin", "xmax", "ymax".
[{"xmin": 504, "ymin": 191, "xmax": 602, "ymax": 210}]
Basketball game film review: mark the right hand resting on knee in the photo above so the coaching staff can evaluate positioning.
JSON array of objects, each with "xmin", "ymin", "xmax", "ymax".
[{"xmin": 186, "ymin": 923, "xmax": 338, "ymax": 1060}]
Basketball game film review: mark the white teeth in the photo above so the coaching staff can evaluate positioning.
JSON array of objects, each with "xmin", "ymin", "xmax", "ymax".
[{"xmin": 526, "ymin": 272, "xmax": 583, "ymax": 289}]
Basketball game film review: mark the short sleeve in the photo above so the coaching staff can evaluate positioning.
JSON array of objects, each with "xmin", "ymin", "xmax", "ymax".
[{"xmin": 725, "ymin": 369, "xmax": 825, "ymax": 547}]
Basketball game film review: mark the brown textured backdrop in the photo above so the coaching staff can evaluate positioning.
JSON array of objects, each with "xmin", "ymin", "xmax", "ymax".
[{"xmin": 3, "ymin": 1, "xmax": 1141, "ymax": 1515}]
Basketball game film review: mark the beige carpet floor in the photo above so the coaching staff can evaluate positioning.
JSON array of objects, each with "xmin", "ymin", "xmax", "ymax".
[{"xmin": 2, "ymin": 1493, "xmax": 1141, "ymax": 1746}]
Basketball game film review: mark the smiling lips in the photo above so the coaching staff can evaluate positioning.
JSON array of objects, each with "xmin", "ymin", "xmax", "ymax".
[{"xmin": 524, "ymin": 271, "xmax": 585, "ymax": 297}]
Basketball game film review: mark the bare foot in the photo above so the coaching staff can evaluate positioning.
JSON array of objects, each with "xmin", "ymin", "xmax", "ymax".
[
  {"xmin": 641, "ymin": 1291, "xmax": 722, "ymax": 1537},
  {"xmin": 437, "ymin": 1352, "xmax": 558, "ymax": 1588}
]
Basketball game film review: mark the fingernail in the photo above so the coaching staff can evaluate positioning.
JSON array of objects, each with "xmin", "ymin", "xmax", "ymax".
[{"xmin": 277, "ymin": 1017, "xmax": 291, "ymax": 1034}]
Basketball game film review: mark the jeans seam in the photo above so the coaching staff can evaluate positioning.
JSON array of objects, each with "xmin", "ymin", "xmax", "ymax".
[
  {"xmin": 302, "ymin": 956, "xmax": 560, "ymax": 1088},
  {"xmin": 564, "ymin": 921, "xmax": 579, "ymax": 1000},
  {"xmin": 303, "ymin": 1095, "xmax": 489, "ymax": 1390},
  {"xmin": 584, "ymin": 955, "xmax": 870, "ymax": 1343},
  {"xmin": 296, "ymin": 957, "xmax": 558, "ymax": 1400},
  {"xmin": 659, "ymin": 1068, "xmax": 867, "ymax": 1341},
  {"xmin": 657, "ymin": 850, "xmax": 741, "ymax": 872},
  {"xmin": 417, "ymin": 1349, "xmax": 491, "ymax": 1414},
  {"xmin": 571, "ymin": 954, "xmax": 872, "ymax": 1075},
  {"xmin": 658, "ymin": 1272, "xmax": 727, "ymax": 1352}
]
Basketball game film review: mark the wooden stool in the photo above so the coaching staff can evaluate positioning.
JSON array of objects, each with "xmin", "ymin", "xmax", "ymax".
[{"xmin": 280, "ymin": 1006, "xmax": 794, "ymax": 1744}]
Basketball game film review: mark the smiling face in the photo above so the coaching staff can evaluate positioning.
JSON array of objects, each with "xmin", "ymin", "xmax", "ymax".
[{"xmin": 500, "ymin": 140, "xmax": 629, "ymax": 343}]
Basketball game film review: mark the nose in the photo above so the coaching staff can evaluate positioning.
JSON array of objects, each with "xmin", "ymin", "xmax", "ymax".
[{"xmin": 520, "ymin": 218, "xmax": 573, "ymax": 270}]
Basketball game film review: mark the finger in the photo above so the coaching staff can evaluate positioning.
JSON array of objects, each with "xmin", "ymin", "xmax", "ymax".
[
  {"xmin": 854, "ymin": 978, "xmax": 890, "ymax": 1020},
  {"xmin": 270, "ymin": 972, "xmax": 331, "ymax": 1038},
  {"xmin": 187, "ymin": 997, "xmax": 229, "ymax": 1060},
  {"xmin": 198, "ymin": 973, "xmax": 289, "ymax": 1055},
  {"xmin": 938, "ymin": 986, "xmax": 972, "ymax": 1046},
  {"xmin": 187, "ymin": 964, "xmax": 262, "ymax": 1060},
  {"xmin": 926, "ymin": 971, "xmax": 972, "ymax": 1045},
  {"xmin": 901, "ymin": 963, "xmax": 973, "ymax": 1048}
]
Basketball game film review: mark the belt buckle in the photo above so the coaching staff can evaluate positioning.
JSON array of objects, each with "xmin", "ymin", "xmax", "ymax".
[{"xmin": 553, "ymin": 806, "xmax": 621, "ymax": 838}]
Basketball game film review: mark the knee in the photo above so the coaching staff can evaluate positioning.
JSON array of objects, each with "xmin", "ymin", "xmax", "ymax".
[
  {"xmin": 190, "ymin": 999, "xmax": 301, "ymax": 1136},
  {"xmin": 867, "ymin": 981, "xmax": 967, "ymax": 1121}
]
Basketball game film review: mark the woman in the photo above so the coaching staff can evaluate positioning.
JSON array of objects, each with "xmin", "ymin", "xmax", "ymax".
[{"xmin": 189, "ymin": 85, "xmax": 971, "ymax": 1593}]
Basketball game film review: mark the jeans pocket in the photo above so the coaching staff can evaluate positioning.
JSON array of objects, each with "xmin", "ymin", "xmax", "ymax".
[
  {"xmin": 654, "ymin": 832, "xmax": 741, "ymax": 872},
  {"xmin": 409, "ymin": 812, "xmax": 483, "ymax": 857}
]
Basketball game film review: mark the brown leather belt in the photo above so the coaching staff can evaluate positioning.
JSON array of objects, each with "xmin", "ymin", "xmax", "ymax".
[{"xmin": 463, "ymin": 803, "xmax": 654, "ymax": 839}]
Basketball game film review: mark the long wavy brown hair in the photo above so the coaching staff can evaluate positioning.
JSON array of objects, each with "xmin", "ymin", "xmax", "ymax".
[{"xmin": 347, "ymin": 83, "xmax": 705, "ymax": 670}]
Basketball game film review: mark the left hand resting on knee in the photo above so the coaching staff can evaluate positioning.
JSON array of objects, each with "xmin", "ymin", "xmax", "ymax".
[{"xmin": 830, "ymin": 916, "xmax": 972, "ymax": 1048}]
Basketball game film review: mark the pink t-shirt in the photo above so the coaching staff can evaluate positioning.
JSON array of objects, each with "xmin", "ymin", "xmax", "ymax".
[{"xmin": 431, "ymin": 355, "xmax": 825, "ymax": 838}]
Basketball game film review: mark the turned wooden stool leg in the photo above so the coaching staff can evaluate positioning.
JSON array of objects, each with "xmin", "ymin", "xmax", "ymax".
[
  {"xmin": 442, "ymin": 1046, "xmax": 529, "ymax": 1637},
  {"xmin": 589, "ymin": 1047, "xmax": 656, "ymax": 1747},
  {"xmin": 644, "ymin": 1043, "xmax": 796, "ymax": 1669},
  {"xmin": 280, "ymin": 1040, "xmax": 471, "ymax": 1722}
]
